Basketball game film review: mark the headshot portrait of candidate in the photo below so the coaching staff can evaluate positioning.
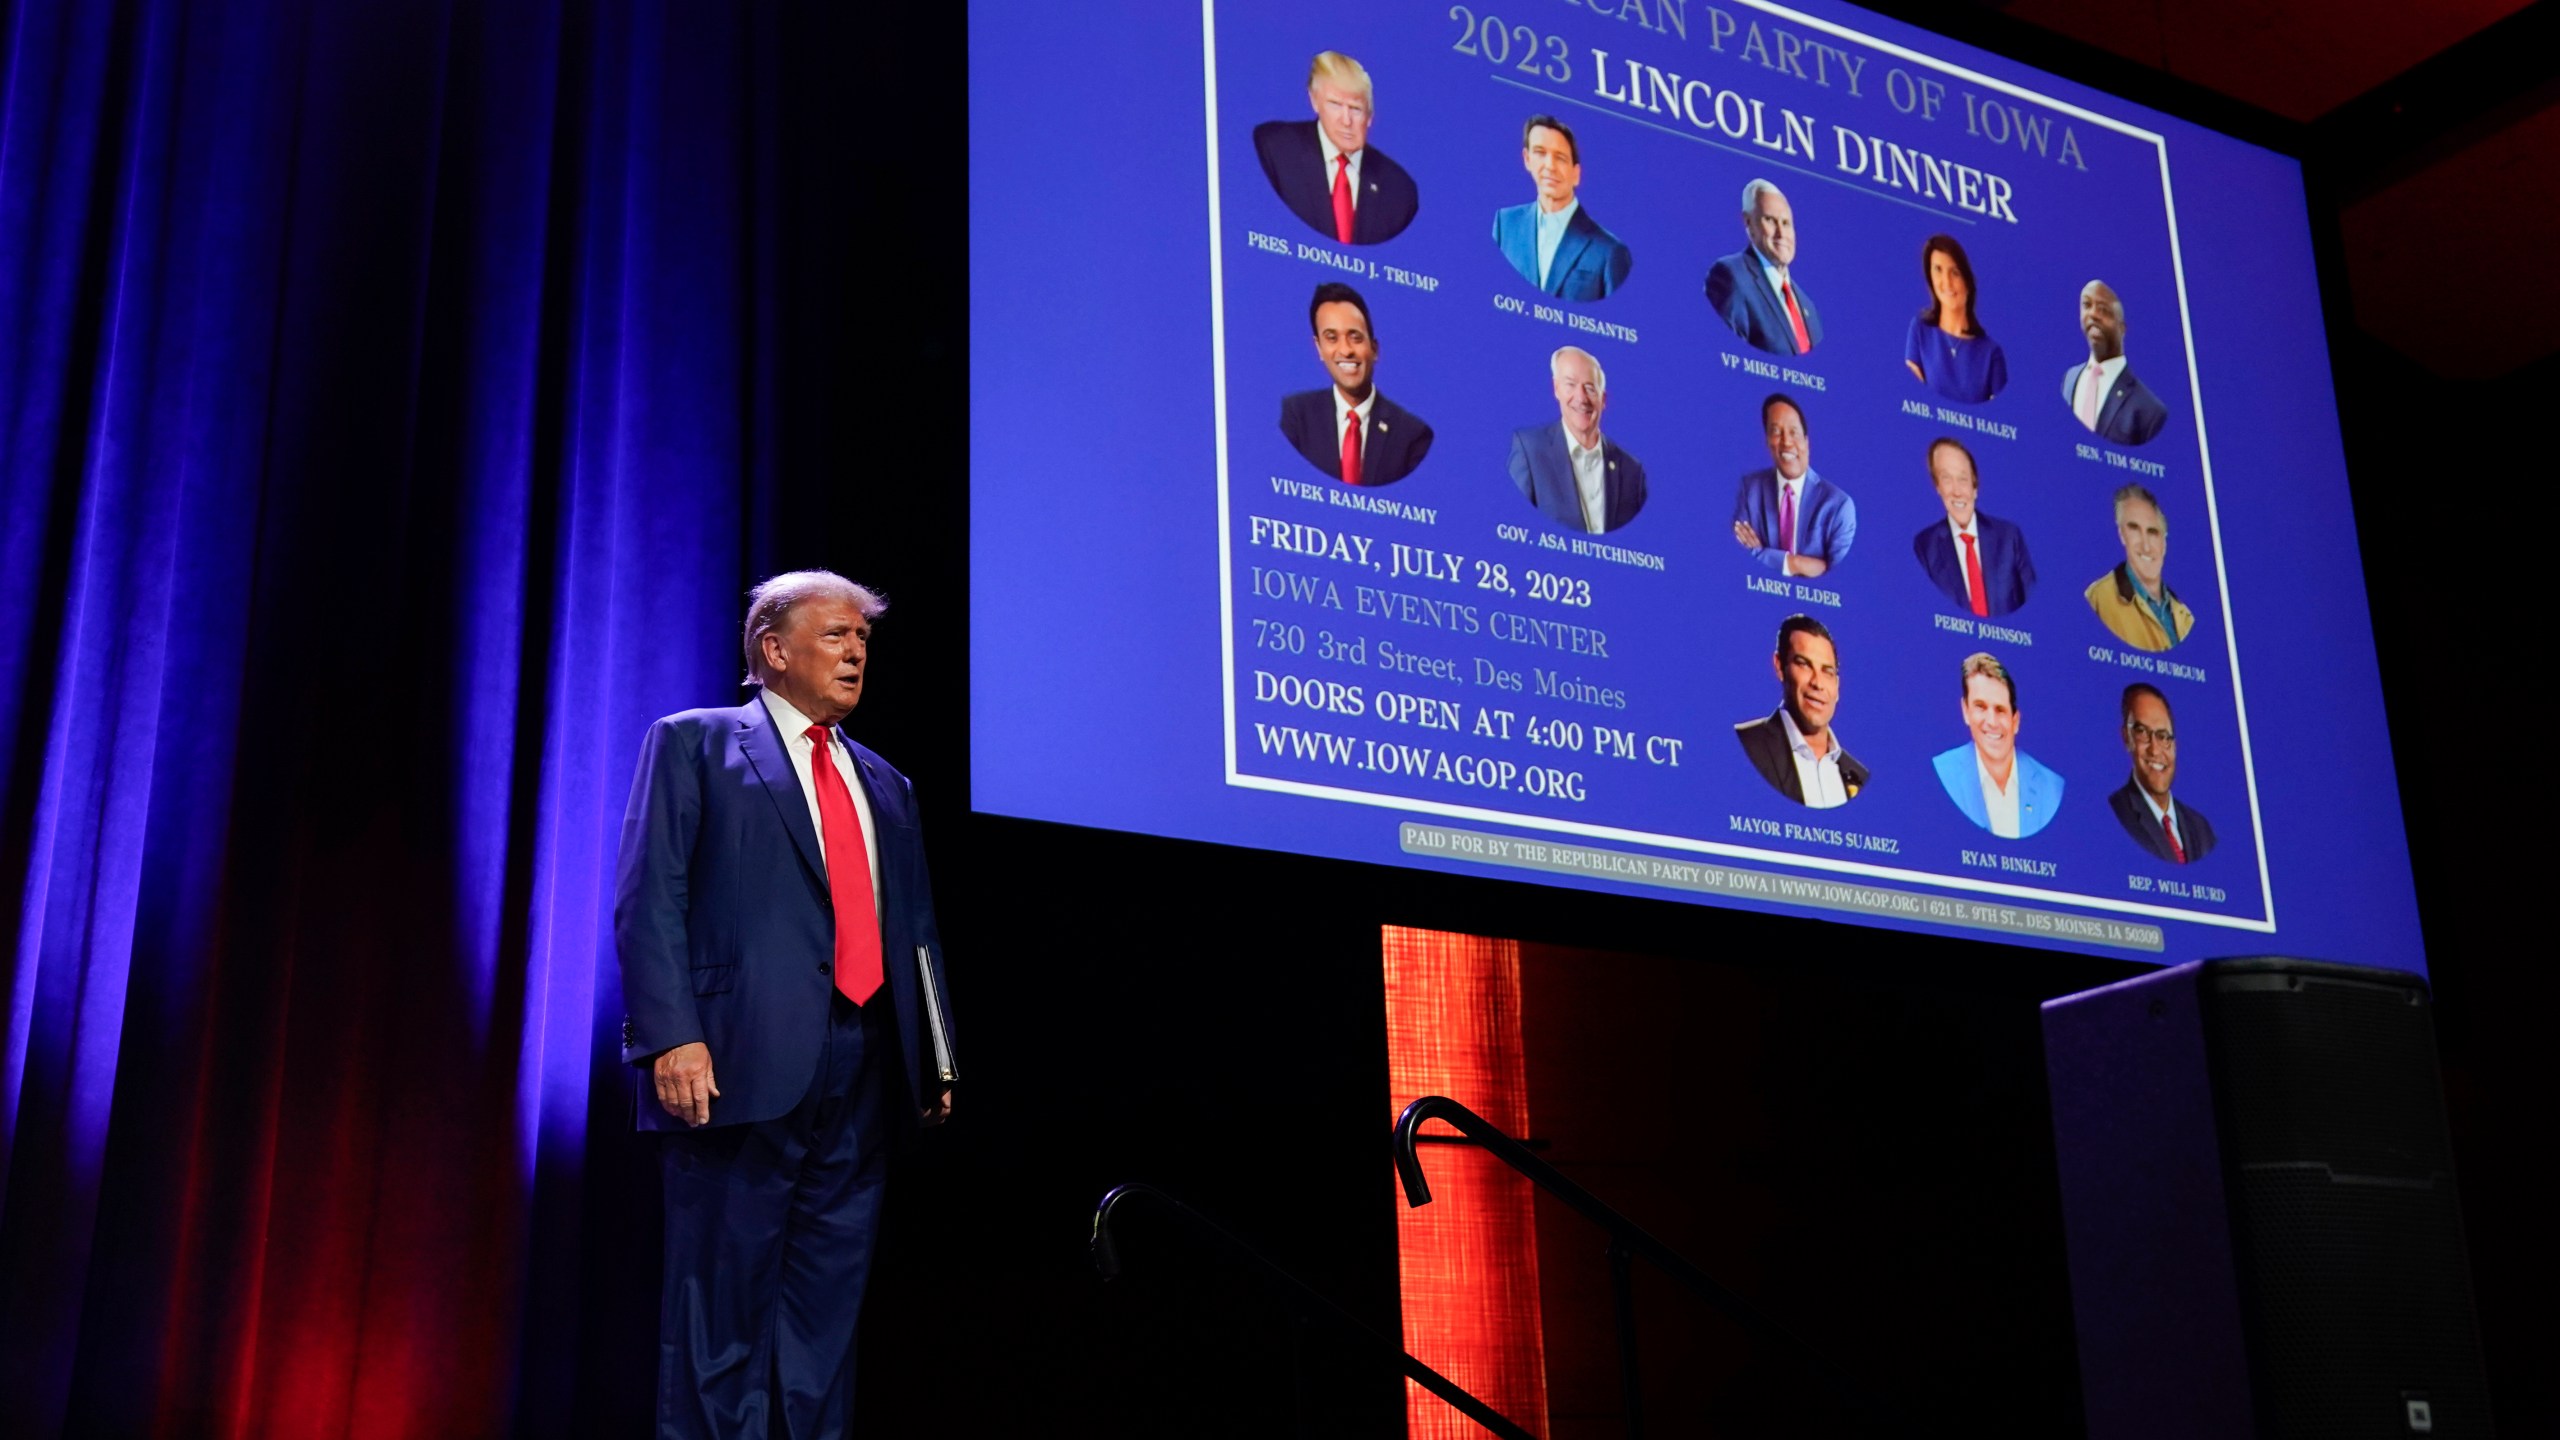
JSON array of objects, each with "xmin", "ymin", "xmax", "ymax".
[
  {"xmin": 2084, "ymin": 483, "xmax": 2194, "ymax": 651},
  {"xmin": 1492, "ymin": 115, "xmax": 1633, "ymax": 301},
  {"xmin": 1932, "ymin": 651, "xmax": 2065, "ymax": 839},
  {"xmin": 1279, "ymin": 282, "xmax": 1434, "ymax": 486},
  {"xmin": 2109, "ymin": 683, "xmax": 2218, "ymax": 864},
  {"xmin": 1732, "ymin": 393, "xmax": 1855, "ymax": 577},
  {"xmin": 1252, "ymin": 51, "xmax": 1419, "ymax": 246},
  {"xmin": 1734, "ymin": 614, "xmax": 1868, "ymax": 808},
  {"xmin": 2062, "ymin": 280, "xmax": 2169, "ymax": 445},
  {"xmin": 1507, "ymin": 345, "xmax": 1647, "ymax": 534},
  {"xmin": 1704, "ymin": 179, "xmax": 1822, "ymax": 356},
  {"xmin": 1903, "ymin": 234, "xmax": 2008, "ymax": 404},
  {"xmin": 1910, "ymin": 437, "xmax": 2036, "ymax": 617},
  {"xmin": 616, "ymin": 571, "xmax": 958, "ymax": 1435}
]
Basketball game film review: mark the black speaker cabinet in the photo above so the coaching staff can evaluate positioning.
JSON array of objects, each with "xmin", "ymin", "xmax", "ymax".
[{"xmin": 2043, "ymin": 957, "xmax": 2492, "ymax": 1438}]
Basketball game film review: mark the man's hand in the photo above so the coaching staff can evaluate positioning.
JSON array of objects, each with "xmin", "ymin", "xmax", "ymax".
[
  {"xmin": 1732, "ymin": 519, "xmax": 1764, "ymax": 551},
  {"xmin": 653, "ymin": 1042, "xmax": 720, "ymax": 1127},
  {"xmin": 920, "ymin": 1088, "xmax": 954, "ymax": 1126},
  {"xmin": 1786, "ymin": 553, "xmax": 1829, "ymax": 578}
]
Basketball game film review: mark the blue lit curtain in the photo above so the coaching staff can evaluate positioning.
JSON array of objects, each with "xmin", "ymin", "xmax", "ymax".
[{"xmin": 0, "ymin": 1, "xmax": 827, "ymax": 1431}]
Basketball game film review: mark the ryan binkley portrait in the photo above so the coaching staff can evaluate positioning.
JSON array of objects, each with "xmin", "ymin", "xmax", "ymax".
[
  {"xmin": 1252, "ymin": 51, "xmax": 1419, "ymax": 246},
  {"xmin": 1932, "ymin": 652, "xmax": 2063, "ymax": 839},
  {"xmin": 1507, "ymin": 346, "xmax": 1647, "ymax": 534},
  {"xmin": 1491, "ymin": 114, "xmax": 1633, "ymax": 301}
]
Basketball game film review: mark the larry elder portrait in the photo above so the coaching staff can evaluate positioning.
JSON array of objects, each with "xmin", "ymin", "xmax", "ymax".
[
  {"xmin": 2084, "ymin": 483, "xmax": 2194, "ymax": 651},
  {"xmin": 1492, "ymin": 114, "xmax": 1633, "ymax": 301},
  {"xmin": 1734, "ymin": 614, "xmax": 1868, "ymax": 808},
  {"xmin": 1253, "ymin": 51, "xmax": 1419, "ymax": 246},
  {"xmin": 1911, "ymin": 437, "xmax": 2035, "ymax": 617},
  {"xmin": 1932, "ymin": 651, "xmax": 2064, "ymax": 839},
  {"xmin": 1280, "ymin": 282, "xmax": 1433, "ymax": 486},
  {"xmin": 615, "ymin": 571, "xmax": 957, "ymax": 1435},
  {"xmin": 1732, "ymin": 393, "xmax": 1855, "ymax": 576},
  {"xmin": 1705, "ymin": 179, "xmax": 1821, "ymax": 356},
  {"xmin": 1508, "ymin": 345, "xmax": 1646, "ymax": 533},
  {"xmin": 2110, "ymin": 682, "xmax": 2217, "ymax": 864},
  {"xmin": 2063, "ymin": 280, "xmax": 2168, "ymax": 446}
]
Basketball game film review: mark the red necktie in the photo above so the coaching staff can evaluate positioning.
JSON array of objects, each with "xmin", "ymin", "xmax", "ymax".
[
  {"xmin": 1331, "ymin": 154, "xmax": 1355, "ymax": 244},
  {"xmin": 1776, "ymin": 482, "xmax": 1795, "ymax": 555},
  {"xmin": 1960, "ymin": 531, "xmax": 1989, "ymax": 617},
  {"xmin": 1341, "ymin": 408, "xmax": 1363, "ymax": 486},
  {"xmin": 2161, "ymin": 812, "xmax": 2187, "ymax": 865},
  {"xmin": 805, "ymin": 725, "xmax": 883, "ymax": 1004},
  {"xmin": 1782, "ymin": 281, "xmax": 1811, "ymax": 354}
]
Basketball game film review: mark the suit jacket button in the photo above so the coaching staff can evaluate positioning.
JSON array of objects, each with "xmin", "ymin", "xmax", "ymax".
[{"xmin": 818, "ymin": 962, "xmax": 831, "ymax": 975}]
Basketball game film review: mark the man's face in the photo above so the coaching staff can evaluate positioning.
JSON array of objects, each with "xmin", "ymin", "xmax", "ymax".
[
  {"xmin": 1775, "ymin": 630, "xmax": 1839, "ymax": 737},
  {"xmin": 1310, "ymin": 78, "xmax": 1372, "ymax": 155},
  {"xmin": 764, "ymin": 597, "xmax": 870, "ymax": 726},
  {"xmin": 1524, "ymin": 126, "xmax": 1581, "ymax": 207},
  {"xmin": 1311, "ymin": 300, "xmax": 1377, "ymax": 397},
  {"xmin": 1744, "ymin": 187, "xmax": 1796, "ymax": 267},
  {"xmin": 1553, "ymin": 351, "xmax": 1605, "ymax": 440},
  {"xmin": 1763, "ymin": 402, "xmax": 1810, "ymax": 481},
  {"xmin": 2125, "ymin": 692, "xmax": 2177, "ymax": 801},
  {"xmin": 2081, "ymin": 282, "xmax": 2125, "ymax": 361},
  {"xmin": 1930, "ymin": 447, "xmax": 1978, "ymax": 527},
  {"xmin": 2117, "ymin": 498, "xmax": 2167, "ymax": 593},
  {"xmin": 1962, "ymin": 673, "xmax": 2018, "ymax": 767}
]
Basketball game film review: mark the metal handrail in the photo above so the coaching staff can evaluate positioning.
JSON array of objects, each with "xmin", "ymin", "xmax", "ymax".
[
  {"xmin": 1091, "ymin": 1181, "xmax": 1538, "ymax": 1440},
  {"xmin": 1394, "ymin": 1095, "xmax": 1890, "ymax": 1435}
]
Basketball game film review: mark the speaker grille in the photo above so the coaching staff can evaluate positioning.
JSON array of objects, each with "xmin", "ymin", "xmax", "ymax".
[{"xmin": 2204, "ymin": 964, "xmax": 2493, "ymax": 1438}]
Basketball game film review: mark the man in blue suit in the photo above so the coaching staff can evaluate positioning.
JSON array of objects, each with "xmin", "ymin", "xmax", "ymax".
[
  {"xmin": 1508, "ymin": 345, "xmax": 1646, "ymax": 533},
  {"xmin": 1491, "ymin": 115, "xmax": 1632, "ymax": 301},
  {"xmin": 1280, "ymin": 282, "xmax": 1433, "ymax": 486},
  {"xmin": 1704, "ymin": 179, "xmax": 1822, "ymax": 355},
  {"xmin": 1932, "ymin": 652, "xmax": 2064, "ymax": 839},
  {"xmin": 2062, "ymin": 280, "xmax": 2168, "ymax": 446},
  {"xmin": 1911, "ymin": 437, "xmax": 2036, "ymax": 616},
  {"xmin": 1732, "ymin": 393, "xmax": 1854, "ymax": 577},
  {"xmin": 1252, "ymin": 51, "xmax": 1419, "ymax": 246},
  {"xmin": 617, "ymin": 570, "xmax": 957, "ymax": 1437}
]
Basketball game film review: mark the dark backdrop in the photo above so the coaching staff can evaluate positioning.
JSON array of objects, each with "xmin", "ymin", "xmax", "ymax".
[{"xmin": 0, "ymin": 1, "xmax": 2538, "ymax": 1436}]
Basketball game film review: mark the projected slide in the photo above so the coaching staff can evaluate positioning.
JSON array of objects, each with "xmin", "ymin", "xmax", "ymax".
[{"xmin": 971, "ymin": 0, "xmax": 2424, "ymax": 970}]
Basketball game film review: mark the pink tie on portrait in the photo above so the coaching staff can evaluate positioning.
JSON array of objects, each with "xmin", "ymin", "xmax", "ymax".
[
  {"xmin": 2076, "ymin": 361, "xmax": 2105, "ymax": 430},
  {"xmin": 1776, "ymin": 483, "xmax": 1796, "ymax": 556}
]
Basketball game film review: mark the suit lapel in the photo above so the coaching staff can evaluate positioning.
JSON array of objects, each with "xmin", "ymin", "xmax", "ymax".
[
  {"xmin": 739, "ymin": 698, "xmax": 827, "ymax": 888},
  {"xmin": 1546, "ymin": 219, "xmax": 1594, "ymax": 293},
  {"xmin": 2099, "ymin": 374, "xmax": 2133, "ymax": 435}
]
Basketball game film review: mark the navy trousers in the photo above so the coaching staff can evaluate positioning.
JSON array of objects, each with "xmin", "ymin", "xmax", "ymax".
[{"xmin": 658, "ymin": 996, "xmax": 892, "ymax": 1439}]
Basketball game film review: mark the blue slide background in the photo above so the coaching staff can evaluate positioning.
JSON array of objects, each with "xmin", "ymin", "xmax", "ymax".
[{"xmin": 970, "ymin": 0, "xmax": 2423, "ymax": 975}]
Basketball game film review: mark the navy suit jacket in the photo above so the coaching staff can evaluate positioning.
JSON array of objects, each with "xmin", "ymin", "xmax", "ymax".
[
  {"xmin": 1705, "ymin": 249, "xmax": 1823, "ymax": 354},
  {"xmin": 1281, "ymin": 389, "xmax": 1432, "ymax": 485},
  {"xmin": 1252, "ymin": 121, "xmax": 1418, "ymax": 245},
  {"xmin": 1508, "ymin": 421, "xmax": 1646, "ymax": 532},
  {"xmin": 1735, "ymin": 710, "xmax": 1868, "ymax": 804},
  {"xmin": 2061, "ymin": 360, "xmax": 2169, "ymax": 446},
  {"xmin": 2109, "ymin": 780, "xmax": 2217, "ymax": 864},
  {"xmin": 615, "ymin": 696, "xmax": 955, "ymax": 1132},
  {"xmin": 1492, "ymin": 202, "xmax": 1633, "ymax": 301},
  {"xmin": 1733, "ymin": 467, "xmax": 1855, "ymax": 573},
  {"xmin": 1912, "ymin": 513, "xmax": 2037, "ymax": 616}
]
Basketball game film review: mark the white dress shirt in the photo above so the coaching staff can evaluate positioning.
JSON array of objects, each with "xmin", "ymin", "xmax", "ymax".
[
  {"xmin": 1976, "ymin": 751, "xmax": 2022, "ymax": 839},
  {"xmin": 758, "ymin": 686, "xmax": 883, "ymax": 916},
  {"xmin": 1316, "ymin": 131, "xmax": 1364, "ymax": 218},
  {"xmin": 1535, "ymin": 198, "xmax": 1580, "ymax": 287},
  {"xmin": 1781, "ymin": 706, "xmax": 1849, "ymax": 809},
  {"xmin": 1566, "ymin": 426, "xmax": 1608, "ymax": 533}
]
